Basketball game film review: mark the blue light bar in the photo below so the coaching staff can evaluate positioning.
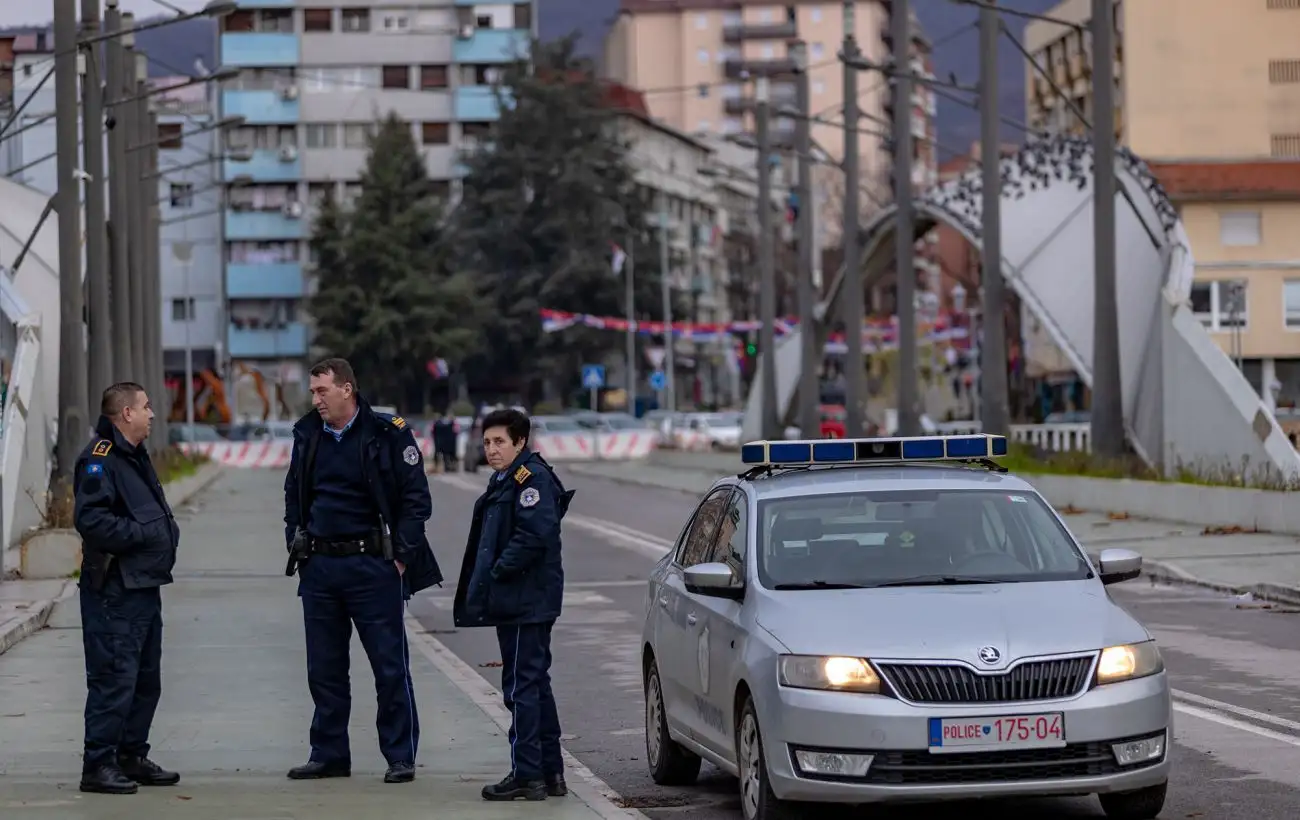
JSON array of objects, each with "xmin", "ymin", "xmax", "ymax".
[{"xmin": 740, "ymin": 434, "xmax": 1008, "ymax": 467}]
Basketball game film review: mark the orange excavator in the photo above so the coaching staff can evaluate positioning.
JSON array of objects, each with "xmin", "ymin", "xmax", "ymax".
[{"xmin": 170, "ymin": 364, "xmax": 293, "ymax": 423}]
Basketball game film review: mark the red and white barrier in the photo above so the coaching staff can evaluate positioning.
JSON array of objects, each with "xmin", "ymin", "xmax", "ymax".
[
  {"xmin": 179, "ymin": 440, "xmax": 294, "ymax": 469},
  {"xmin": 531, "ymin": 432, "xmax": 595, "ymax": 462},
  {"xmin": 596, "ymin": 431, "xmax": 655, "ymax": 460},
  {"xmin": 672, "ymin": 430, "xmax": 712, "ymax": 452}
]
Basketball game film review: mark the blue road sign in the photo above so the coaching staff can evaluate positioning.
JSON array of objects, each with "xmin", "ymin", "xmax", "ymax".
[
  {"xmin": 582, "ymin": 364, "xmax": 606, "ymax": 390},
  {"xmin": 649, "ymin": 370, "xmax": 666, "ymax": 391}
]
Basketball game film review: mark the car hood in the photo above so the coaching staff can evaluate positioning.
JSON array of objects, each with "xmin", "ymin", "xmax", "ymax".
[{"xmin": 755, "ymin": 581, "xmax": 1148, "ymax": 666}]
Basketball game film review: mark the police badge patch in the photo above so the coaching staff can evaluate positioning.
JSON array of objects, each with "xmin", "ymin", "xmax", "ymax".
[
  {"xmin": 402, "ymin": 445, "xmax": 420, "ymax": 465},
  {"xmin": 519, "ymin": 487, "xmax": 540, "ymax": 508}
]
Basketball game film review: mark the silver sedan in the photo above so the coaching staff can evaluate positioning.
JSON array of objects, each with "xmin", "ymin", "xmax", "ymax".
[{"xmin": 639, "ymin": 442, "xmax": 1171, "ymax": 820}]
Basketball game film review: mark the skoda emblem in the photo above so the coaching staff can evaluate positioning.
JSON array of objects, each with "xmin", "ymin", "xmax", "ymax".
[{"xmin": 977, "ymin": 646, "xmax": 1002, "ymax": 665}]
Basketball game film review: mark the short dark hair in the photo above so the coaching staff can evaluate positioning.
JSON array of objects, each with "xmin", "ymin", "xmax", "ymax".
[
  {"xmin": 101, "ymin": 382, "xmax": 145, "ymax": 417},
  {"xmin": 310, "ymin": 357, "xmax": 357, "ymax": 393},
  {"xmin": 482, "ymin": 408, "xmax": 530, "ymax": 445}
]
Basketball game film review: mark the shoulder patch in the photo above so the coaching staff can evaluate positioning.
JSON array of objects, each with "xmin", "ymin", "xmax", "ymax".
[
  {"xmin": 391, "ymin": 415, "xmax": 407, "ymax": 430},
  {"xmin": 91, "ymin": 440, "xmax": 112, "ymax": 457},
  {"xmin": 86, "ymin": 462, "xmax": 104, "ymax": 475},
  {"xmin": 513, "ymin": 465, "xmax": 532, "ymax": 484}
]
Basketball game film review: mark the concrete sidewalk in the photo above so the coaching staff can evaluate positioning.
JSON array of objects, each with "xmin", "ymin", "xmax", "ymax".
[
  {"xmin": 573, "ymin": 451, "xmax": 1300, "ymax": 605},
  {"xmin": 0, "ymin": 469, "xmax": 634, "ymax": 820}
]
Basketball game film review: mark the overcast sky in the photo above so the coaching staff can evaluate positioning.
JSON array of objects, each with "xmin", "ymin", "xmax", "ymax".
[{"xmin": 0, "ymin": 0, "xmax": 212, "ymax": 28}]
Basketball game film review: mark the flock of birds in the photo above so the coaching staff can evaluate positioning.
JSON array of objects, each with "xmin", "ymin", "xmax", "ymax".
[{"xmin": 920, "ymin": 134, "xmax": 1182, "ymax": 241}]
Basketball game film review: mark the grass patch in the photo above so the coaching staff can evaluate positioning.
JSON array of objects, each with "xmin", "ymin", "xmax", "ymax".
[
  {"xmin": 155, "ymin": 446, "xmax": 210, "ymax": 485},
  {"xmin": 1001, "ymin": 443, "xmax": 1300, "ymax": 492}
]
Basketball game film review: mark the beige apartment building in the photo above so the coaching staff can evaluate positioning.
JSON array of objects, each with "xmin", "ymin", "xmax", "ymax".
[{"xmin": 1025, "ymin": 0, "xmax": 1300, "ymax": 409}]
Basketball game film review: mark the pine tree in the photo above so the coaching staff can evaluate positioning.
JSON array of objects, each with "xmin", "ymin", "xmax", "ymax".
[{"xmin": 310, "ymin": 112, "xmax": 482, "ymax": 408}]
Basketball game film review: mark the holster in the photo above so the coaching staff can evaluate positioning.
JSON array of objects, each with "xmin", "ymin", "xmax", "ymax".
[
  {"xmin": 82, "ymin": 550, "xmax": 113, "ymax": 591},
  {"xmin": 377, "ymin": 524, "xmax": 394, "ymax": 561},
  {"xmin": 285, "ymin": 527, "xmax": 311, "ymax": 577}
]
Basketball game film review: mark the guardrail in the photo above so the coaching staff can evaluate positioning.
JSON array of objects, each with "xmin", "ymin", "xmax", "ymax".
[{"xmin": 654, "ymin": 421, "xmax": 1092, "ymax": 454}]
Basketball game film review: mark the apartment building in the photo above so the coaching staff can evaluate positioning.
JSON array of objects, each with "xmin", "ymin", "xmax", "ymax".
[
  {"xmin": 216, "ymin": 1, "xmax": 535, "ymax": 407},
  {"xmin": 1025, "ymin": 0, "xmax": 1300, "ymax": 410}
]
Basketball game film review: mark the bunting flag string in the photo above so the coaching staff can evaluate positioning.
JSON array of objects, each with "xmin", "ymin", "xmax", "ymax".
[{"xmin": 538, "ymin": 309, "xmax": 973, "ymax": 355}]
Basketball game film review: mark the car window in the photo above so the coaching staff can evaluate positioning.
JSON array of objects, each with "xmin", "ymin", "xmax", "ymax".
[
  {"xmin": 676, "ymin": 488, "xmax": 733, "ymax": 568},
  {"xmin": 756, "ymin": 489, "xmax": 1091, "ymax": 588},
  {"xmin": 710, "ymin": 491, "xmax": 748, "ymax": 569}
]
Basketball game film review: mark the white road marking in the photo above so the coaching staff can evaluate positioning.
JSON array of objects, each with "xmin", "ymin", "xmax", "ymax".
[
  {"xmin": 1174, "ymin": 701, "xmax": 1300, "ymax": 748},
  {"xmin": 1174, "ymin": 688, "xmax": 1300, "ymax": 734},
  {"xmin": 610, "ymin": 728, "xmax": 644, "ymax": 737}
]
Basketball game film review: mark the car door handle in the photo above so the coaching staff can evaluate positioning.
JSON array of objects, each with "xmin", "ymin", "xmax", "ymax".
[
  {"xmin": 659, "ymin": 595, "xmax": 669, "ymax": 609},
  {"xmin": 686, "ymin": 613, "xmax": 697, "ymax": 626}
]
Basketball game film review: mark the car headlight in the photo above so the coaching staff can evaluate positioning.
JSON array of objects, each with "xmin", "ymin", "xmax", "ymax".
[
  {"xmin": 778, "ymin": 655, "xmax": 881, "ymax": 693},
  {"xmin": 1095, "ymin": 641, "xmax": 1164, "ymax": 685}
]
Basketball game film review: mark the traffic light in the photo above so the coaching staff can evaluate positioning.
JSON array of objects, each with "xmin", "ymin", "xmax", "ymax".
[{"xmin": 745, "ymin": 342, "xmax": 757, "ymax": 356}]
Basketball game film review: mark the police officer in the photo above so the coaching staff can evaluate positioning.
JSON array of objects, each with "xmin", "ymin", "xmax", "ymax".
[
  {"xmin": 74, "ymin": 382, "xmax": 182, "ymax": 795},
  {"xmin": 283, "ymin": 358, "xmax": 442, "ymax": 783},
  {"xmin": 453, "ymin": 409, "xmax": 574, "ymax": 801},
  {"xmin": 432, "ymin": 412, "xmax": 457, "ymax": 472}
]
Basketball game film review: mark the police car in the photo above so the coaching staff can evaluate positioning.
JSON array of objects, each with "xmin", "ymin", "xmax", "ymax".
[{"xmin": 639, "ymin": 435, "xmax": 1170, "ymax": 820}]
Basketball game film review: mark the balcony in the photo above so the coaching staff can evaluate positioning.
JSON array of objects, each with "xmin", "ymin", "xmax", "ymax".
[
  {"xmin": 221, "ymin": 90, "xmax": 299, "ymax": 125},
  {"xmin": 723, "ymin": 85, "xmax": 796, "ymax": 114},
  {"xmin": 722, "ymin": 21, "xmax": 798, "ymax": 43},
  {"xmin": 455, "ymin": 85, "xmax": 509, "ymax": 121},
  {"xmin": 452, "ymin": 29, "xmax": 529, "ymax": 63},
  {"xmin": 227, "ymin": 322, "xmax": 309, "ymax": 358},
  {"xmin": 723, "ymin": 57, "xmax": 798, "ymax": 80},
  {"xmin": 226, "ymin": 262, "xmax": 305, "ymax": 299},
  {"xmin": 224, "ymin": 148, "xmax": 301, "ymax": 182},
  {"xmin": 225, "ymin": 209, "xmax": 307, "ymax": 241},
  {"xmin": 219, "ymin": 33, "xmax": 299, "ymax": 67}
]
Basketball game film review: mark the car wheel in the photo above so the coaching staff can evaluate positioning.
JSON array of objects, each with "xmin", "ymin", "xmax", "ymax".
[
  {"xmin": 736, "ymin": 696, "xmax": 800, "ymax": 820},
  {"xmin": 644, "ymin": 660, "xmax": 701, "ymax": 785},
  {"xmin": 1098, "ymin": 782, "xmax": 1167, "ymax": 819}
]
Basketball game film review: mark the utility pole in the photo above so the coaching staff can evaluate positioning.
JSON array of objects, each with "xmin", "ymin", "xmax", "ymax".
[
  {"xmin": 624, "ymin": 227, "xmax": 636, "ymax": 413},
  {"xmin": 124, "ymin": 21, "xmax": 148, "ymax": 385},
  {"xmin": 792, "ymin": 42, "xmax": 818, "ymax": 439},
  {"xmin": 891, "ymin": 0, "xmax": 919, "ymax": 437},
  {"xmin": 105, "ymin": 0, "xmax": 133, "ymax": 386},
  {"xmin": 1090, "ymin": 0, "xmax": 1124, "ymax": 457},
  {"xmin": 755, "ymin": 75, "xmax": 779, "ymax": 440},
  {"xmin": 658, "ymin": 192, "xmax": 675, "ymax": 413},
  {"xmin": 82, "ymin": 0, "xmax": 112, "ymax": 408},
  {"xmin": 54, "ymin": 0, "xmax": 88, "ymax": 482},
  {"xmin": 978, "ymin": 0, "xmax": 1010, "ymax": 435},
  {"xmin": 840, "ymin": 0, "xmax": 865, "ymax": 439},
  {"xmin": 147, "ymin": 106, "xmax": 169, "ymax": 448}
]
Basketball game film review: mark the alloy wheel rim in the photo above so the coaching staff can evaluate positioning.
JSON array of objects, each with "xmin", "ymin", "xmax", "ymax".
[
  {"xmin": 739, "ymin": 713, "xmax": 761, "ymax": 819},
  {"xmin": 646, "ymin": 673, "xmax": 663, "ymax": 765}
]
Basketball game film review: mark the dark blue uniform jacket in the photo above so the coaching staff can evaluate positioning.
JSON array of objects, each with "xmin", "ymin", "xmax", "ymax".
[
  {"xmin": 73, "ymin": 416, "xmax": 180, "ymax": 590},
  {"xmin": 453, "ymin": 450, "xmax": 574, "ymax": 627},
  {"xmin": 283, "ymin": 397, "xmax": 443, "ymax": 594}
]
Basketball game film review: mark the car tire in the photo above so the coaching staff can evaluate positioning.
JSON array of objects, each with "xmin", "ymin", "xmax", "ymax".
[
  {"xmin": 644, "ymin": 660, "xmax": 701, "ymax": 786},
  {"xmin": 736, "ymin": 696, "xmax": 800, "ymax": 820},
  {"xmin": 1097, "ymin": 782, "xmax": 1167, "ymax": 819}
]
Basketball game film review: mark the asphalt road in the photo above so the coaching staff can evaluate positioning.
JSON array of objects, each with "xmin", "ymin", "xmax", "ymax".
[{"xmin": 411, "ymin": 467, "xmax": 1300, "ymax": 820}]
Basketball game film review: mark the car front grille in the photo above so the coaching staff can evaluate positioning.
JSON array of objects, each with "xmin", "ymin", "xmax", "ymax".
[
  {"xmin": 878, "ymin": 656, "xmax": 1094, "ymax": 704},
  {"xmin": 859, "ymin": 737, "xmax": 1163, "ymax": 785}
]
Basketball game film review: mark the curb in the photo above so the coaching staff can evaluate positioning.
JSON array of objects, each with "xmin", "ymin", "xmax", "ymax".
[
  {"xmin": 404, "ymin": 614, "xmax": 650, "ymax": 820},
  {"xmin": 0, "ymin": 579, "xmax": 75, "ymax": 656},
  {"xmin": 565, "ymin": 465, "xmax": 712, "ymax": 497},
  {"xmin": 169, "ymin": 461, "xmax": 227, "ymax": 507}
]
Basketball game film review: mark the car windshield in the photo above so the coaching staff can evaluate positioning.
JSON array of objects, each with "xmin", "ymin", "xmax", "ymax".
[
  {"xmin": 536, "ymin": 417, "xmax": 582, "ymax": 432},
  {"xmin": 757, "ymin": 488, "xmax": 1091, "ymax": 588},
  {"xmin": 603, "ymin": 416, "xmax": 641, "ymax": 430}
]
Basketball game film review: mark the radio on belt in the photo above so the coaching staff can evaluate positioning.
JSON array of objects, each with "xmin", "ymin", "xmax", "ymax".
[{"xmin": 739, "ymin": 434, "xmax": 1009, "ymax": 467}]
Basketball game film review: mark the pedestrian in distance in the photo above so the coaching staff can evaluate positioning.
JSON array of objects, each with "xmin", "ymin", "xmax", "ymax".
[
  {"xmin": 283, "ymin": 358, "xmax": 442, "ymax": 784},
  {"xmin": 432, "ymin": 412, "xmax": 458, "ymax": 473},
  {"xmin": 453, "ymin": 408, "xmax": 575, "ymax": 801},
  {"xmin": 74, "ymin": 382, "xmax": 182, "ymax": 795}
]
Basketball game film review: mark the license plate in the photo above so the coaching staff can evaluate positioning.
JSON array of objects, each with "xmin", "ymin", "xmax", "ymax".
[{"xmin": 928, "ymin": 713, "xmax": 1065, "ymax": 753}]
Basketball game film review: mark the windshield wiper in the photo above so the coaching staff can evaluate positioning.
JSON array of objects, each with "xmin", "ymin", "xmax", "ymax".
[
  {"xmin": 870, "ymin": 575, "xmax": 1007, "ymax": 588},
  {"xmin": 773, "ymin": 581, "xmax": 871, "ymax": 590}
]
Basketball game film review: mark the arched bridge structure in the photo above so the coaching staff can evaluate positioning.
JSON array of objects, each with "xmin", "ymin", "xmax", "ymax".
[{"xmin": 743, "ymin": 135, "xmax": 1300, "ymax": 479}]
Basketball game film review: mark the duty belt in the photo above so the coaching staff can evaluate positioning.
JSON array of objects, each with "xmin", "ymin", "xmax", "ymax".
[{"xmin": 309, "ymin": 536, "xmax": 379, "ymax": 557}]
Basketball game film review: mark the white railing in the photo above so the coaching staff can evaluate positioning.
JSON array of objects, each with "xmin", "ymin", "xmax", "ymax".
[{"xmin": 935, "ymin": 420, "xmax": 1091, "ymax": 453}]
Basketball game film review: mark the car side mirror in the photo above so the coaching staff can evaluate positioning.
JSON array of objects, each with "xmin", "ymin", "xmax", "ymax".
[
  {"xmin": 684, "ymin": 562, "xmax": 744, "ymax": 600},
  {"xmin": 1097, "ymin": 548, "xmax": 1142, "ymax": 585}
]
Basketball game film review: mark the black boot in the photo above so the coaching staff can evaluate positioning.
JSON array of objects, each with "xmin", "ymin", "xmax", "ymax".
[
  {"xmin": 287, "ymin": 760, "xmax": 352, "ymax": 780},
  {"xmin": 481, "ymin": 773, "xmax": 547, "ymax": 801},
  {"xmin": 384, "ymin": 762, "xmax": 415, "ymax": 783},
  {"xmin": 118, "ymin": 754, "xmax": 180, "ymax": 786},
  {"xmin": 80, "ymin": 764, "xmax": 139, "ymax": 795},
  {"xmin": 545, "ymin": 773, "xmax": 568, "ymax": 797}
]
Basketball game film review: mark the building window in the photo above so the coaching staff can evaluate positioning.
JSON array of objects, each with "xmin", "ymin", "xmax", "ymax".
[
  {"xmin": 461, "ymin": 122, "xmax": 492, "ymax": 140},
  {"xmin": 762, "ymin": 44, "xmax": 774, "ymax": 59},
  {"xmin": 303, "ymin": 8, "xmax": 333, "ymax": 32},
  {"xmin": 696, "ymin": 120, "xmax": 711, "ymax": 132},
  {"xmin": 341, "ymin": 8, "xmax": 370, "ymax": 32},
  {"xmin": 304, "ymin": 123, "xmax": 336, "ymax": 148},
  {"xmin": 1283, "ymin": 280, "xmax": 1300, "ymax": 330},
  {"xmin": 306, "ymin": 183, "xmax": 334, "ymax": 208},
  {"xmin": 258, "ymin": 10, "xmax": 293, "ymax": 32},
  {"xmin": 1272, "ymin": 133, "xmax": 1300, "ymax": 158},
  {"xmin": 1269, "ymin": 59, "xmax": 1300, "ymax": 84},
  {"xmin": 1190, "ymin": 280, "xmax": 1248, "ymax": 331},
  {"xmin": 222, "ymin": 10, "xmax": 254, "ymax": 32},
  {"xmin": 695, "ymin": 13, "xmax": 708, "ymax": 29},
  {"xmin": 813, "ymin": 80, "xmax": 824, "ymax": 94},
  {"xmin": 171, "ymin": 298, "xmax": 195, "ymax": 322},
  {"xmin": 697, "ymin": 48, "xmax": 709, "ymax": 64},
  {"xmin": 810, "ymin": 6, "xmax": 822, "ymax": 22},
  {"xmin": 420, "ymin": 65, "xmax": 449, "ymax": 90},
  {"xmin": 379, "ymin": 11, "xmax": 409, "ymax": 31},
  {"xmin": 1219, "ymin": 211, "xmax": 1261, "ymax": 246},
  {"xmin": 513, "ymin": 3, "xmax": 531, "ymax": 29},
  {"xmin": 343, "ymin": 123, "xmax": 373, "ymax": 148},
  {"xmin": 421, "ymin": 122, "xmax": 449, "ymax": 145},
  {"xmin": 811, "ymin": 42, "xmax": 824, "ymax": 59},
  {"xmin": 157, "ymin": 123, "xmax": 183, "ymax": 149},
  {"xmin": 168, "ymin": 183, "xmax": 194, "ymax": 208},
  {"xmin": 461, "ymin": 65, "xmax": 502, "ymax": 85},
  {"xmin": 382, "ymin": 65, "xmax": 410, "ymax": 89},
  {"xmin": 229, "ymin": 241, "xmax": 300, "ymax": 264}
]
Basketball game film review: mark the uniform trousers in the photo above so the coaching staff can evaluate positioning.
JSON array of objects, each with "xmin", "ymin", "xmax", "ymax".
[
  {"xmin": 81, "ymin": 574, "xmax": 163, "ymax": 770},
  {"xmin": 299, "ymin": 553, "xmax": 419, "ymax": 765},
  {"xmin": 496, "ymin": 621, "xmax": 563, "ymax": 781}
]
